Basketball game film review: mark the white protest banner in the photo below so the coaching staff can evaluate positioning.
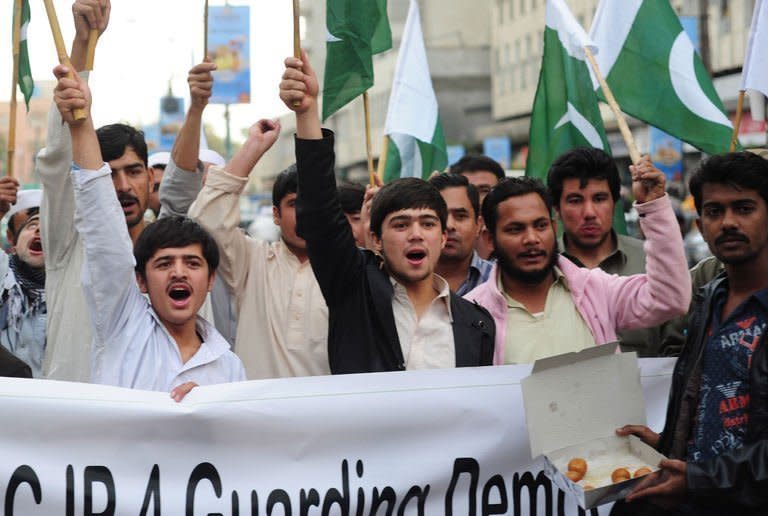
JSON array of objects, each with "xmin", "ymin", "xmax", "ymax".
[{"xmin": 0, "ymin": 359, "xmax": 675, "ymax": 515}]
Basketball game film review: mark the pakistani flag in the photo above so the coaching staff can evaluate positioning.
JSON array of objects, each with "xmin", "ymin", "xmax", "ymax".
[
  {"xmin": 322, "ymin": 0, "xmax": 391, "ymax": 121},
  {"xmin": 589, "ymin": 0, "xmax": 732, "ymax": 155},
  {"xmin": 382, "ymin": 0, "xmax": 447, "ymax": 182},
  {"xmin": 526, "ymin": 0, "xmax": 609, "ymax": 181},
  {"xmin": 15, "ymin": 0, "xmax": 34, "ymax": 110}
]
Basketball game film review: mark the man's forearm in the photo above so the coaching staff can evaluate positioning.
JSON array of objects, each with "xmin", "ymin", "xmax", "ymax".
[
  {"xmin": 70, "ymin": 119, "xmax": 102, "ymax": 171},
  {"xmin": 226, "ymin": 139, "xmax": 264, "ymax": 178},
  {"xmin": 70, "ymin": 39, "xmax": 88, "ymax": 72},
  {"xmin": 296, "ymin": 105, "xmax": 322, "ymax": 140},
  {"xmin": 172, "ymin": 106, "xmax": 204, "ymax": 171}
]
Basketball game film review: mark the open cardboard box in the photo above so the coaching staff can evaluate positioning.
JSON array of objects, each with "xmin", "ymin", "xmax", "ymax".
[{"xmin": 521, "ymin": 344, "xmax": 666, "ymax": 509}]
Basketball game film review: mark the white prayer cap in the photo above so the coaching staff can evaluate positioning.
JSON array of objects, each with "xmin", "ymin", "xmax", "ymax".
[
  {"xmin": 148, "ymin": 151, "xmax": 171, "ymax": 168},
  {"xmin": 6, "ymin": 189, "xmax": 42, "ymax": 221},
  {"xmin": 199, "ymin": 148, "xmax": 226, "ymax": 167}
]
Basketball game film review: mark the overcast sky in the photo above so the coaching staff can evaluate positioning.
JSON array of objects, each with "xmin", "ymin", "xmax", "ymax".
[{"xmin": 1, "ymin": 0, "xmax": 293, "ymax": 142}]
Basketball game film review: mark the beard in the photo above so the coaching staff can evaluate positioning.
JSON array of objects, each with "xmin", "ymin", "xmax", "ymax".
[{"xmin": 496, "ymin": 241, "xmax": 559, "ymax": 285}]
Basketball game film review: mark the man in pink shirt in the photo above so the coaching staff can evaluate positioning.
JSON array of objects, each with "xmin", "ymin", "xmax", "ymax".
[{"xmin": 465, "ymin": 156, "xmax": 691, "ymax": 364}]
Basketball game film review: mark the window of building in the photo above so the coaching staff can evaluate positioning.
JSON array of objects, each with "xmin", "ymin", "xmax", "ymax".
[
  {"xmin": 520, "ymin": 0, "xmax": 526, "ymax": 16},
  {"xmin": 719, "ymin": 0, "xmax": 731, "ymax": 34},
  {"xmin": 509, "ymin": 0, "xmax": 514, "ymax": 20}
]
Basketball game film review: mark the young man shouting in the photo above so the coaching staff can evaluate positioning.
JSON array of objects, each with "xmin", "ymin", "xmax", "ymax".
[
  {"xmin": 53, "ymin": 66, "xmax": 244, "ymax": 400},
  {"xmin": 279, "ymin": 54, "xmax": 494, "ymax": 373},
  {"xmin": 0, "ymin": 188, "xmax": 46, "ymax": 377}
]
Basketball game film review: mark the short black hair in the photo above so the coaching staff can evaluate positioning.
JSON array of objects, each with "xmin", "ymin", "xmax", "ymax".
[
  {"xmin": 96, "ymin": 124, "xmax": 148, "ymax": 166},
  {"xmin": 689, "ymin": 151, "xmax": 768, "ymax": 215},
  {"xmin": 337, "ymin": 181, "xmax": 365, "ymax": 214},
  {"xmin": 134, "ymin": 216, "xmax": 220, "ymax": 279},
  {"xmin": 546, "ymin": 147, "xmax": 620, "ymax": 206},
  {"xmin": 8, "ymin": 207, "xmax": 40, "ymax": 242},
  {"xmin": 272, "ymin": 164, "xmax": 298, "ymax": 209},
  {"xmin": 482, "ymin": 177, "xmax": 553, "ymax": 235},
  {"xmin": 449, "ymin": 154, "xmax": 505, "ymax": 180},
  {"xmin": 370, "ymin": 178, "xmax": 448, "ymax": 238},
  {"xmin": 428, "ymin": 173, "xmax": 480, "ymax": 219}
]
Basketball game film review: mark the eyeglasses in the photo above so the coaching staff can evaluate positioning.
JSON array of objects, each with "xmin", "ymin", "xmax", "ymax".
[{"xmin": 17, "ymin": 216, "xmax": 40, "ymax": 233}]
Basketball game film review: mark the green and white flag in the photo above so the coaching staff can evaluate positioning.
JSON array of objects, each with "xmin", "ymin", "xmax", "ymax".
[
  {"xmin": 526, "ymin": 0, "xmax": 609, "ymax": 181},
  {"xmin": 15, "ymin": 0, "xmax": 34, "ymax": 111},
  {"xmin": 382, "ymin": 0, "xmax": 447, "ymax": 182},
  {"xmin": 589, "ymin": 0, "xmax": 732, "ymax": 155},
  {"xmin": 322, "ymin": 0, "xmax": 391, "ymax": 121}
]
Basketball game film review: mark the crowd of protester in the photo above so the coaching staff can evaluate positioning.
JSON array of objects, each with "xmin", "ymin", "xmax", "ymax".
[{"xmin": 1, "ymin": 1, "xmax": 767, "ymax": 514}]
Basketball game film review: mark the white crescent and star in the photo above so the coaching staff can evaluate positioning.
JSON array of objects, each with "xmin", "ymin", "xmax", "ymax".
[
  {"xmin": 668, "ymin": 32, "xmax": 731, "ymax": 127},
  {"xmin": 554, "ymin": 102, "xmax": 606, "ymax": 149}
]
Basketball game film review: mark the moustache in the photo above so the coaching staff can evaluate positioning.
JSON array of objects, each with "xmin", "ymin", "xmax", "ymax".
[
  {"xmin": 117, "ymin": 192, "xmax": 139, "ymax": 204},
  {"xmin": 715, "ymin": 232, "xmax": 749, "ymax": 246}
]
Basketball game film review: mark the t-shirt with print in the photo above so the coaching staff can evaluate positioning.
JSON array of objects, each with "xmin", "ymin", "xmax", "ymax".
[{"xmin": 686, "ymin": 284, "xmax": 768, "ymax": 463}]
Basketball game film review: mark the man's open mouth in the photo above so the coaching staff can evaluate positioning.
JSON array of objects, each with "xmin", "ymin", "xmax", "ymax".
[
  {"xmin": 406, "ymin": 250, "xmax": 427, "ymax": 261},
  {"xmin": 168, "ymin": 286, "xmax": 192, "ymax": 301},
  {"xmin": 28, "ymin": 240, "xmax": 43, "ymax": 253}
]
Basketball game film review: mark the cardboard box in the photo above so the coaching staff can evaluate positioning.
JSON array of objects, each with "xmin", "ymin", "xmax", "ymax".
[{"xmin": 521, "ymin": 344, "xmax": 666, "ymax": 509}]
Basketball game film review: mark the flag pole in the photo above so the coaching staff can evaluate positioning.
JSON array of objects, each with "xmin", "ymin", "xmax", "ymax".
[
  {"xmin": 292, "ymin": 0, "xmax": 302, "ymax": 108},
  {"xmin": 584, "ymin": 46, "xmax": 641, "ymax": 164},
  {"xmin": 43, "ymin": 0, "xmax": 86, "ymax": 120},
  {"xmin": 363, "ymin": 92, "xmax": 376, "ymax": 186},
  {"xmin": 7, "ymin": 0, "xmax": 22, "ymax": 178},
  {"xmin": 730, "ymin": 90, "xmax": 745, "ymax": 152},
  {"xmin": 85, "ymin": 29, "xmax": 98, "ymax": 70},
  {"xmin": 293, "ymin": 0, "xmax": 301, "ymax": 58},
  {"xmin": 376, "ymin": 136, "xmax": 388, "ymax": 182},
  {"xmin": 203, "ymin": 0, "xmax": 209, "ymax": 58}
]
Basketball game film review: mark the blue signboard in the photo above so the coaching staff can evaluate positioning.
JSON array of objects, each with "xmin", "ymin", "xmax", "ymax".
[
  {"xmin": 483, "ymin": 136, "xmax": 511, "ymax": 170},
  {"xmin": 447, "ymin": 145, "xmax": 466, "ymax": 166},
  {"xmin": 649, "ymin": 126, "xmax": 683, "ymax": 182},
  {"xmin": 159, "ymin": 96, "xmax": 185, "ymax": 151},
  {"xmin": 208, "ymin": 5, "xmax": 251, "ymax": 104}
]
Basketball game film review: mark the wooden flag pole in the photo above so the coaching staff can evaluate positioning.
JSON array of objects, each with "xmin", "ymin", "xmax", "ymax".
[
  {"xmin": 363, "ymin": 92, "xmax": 376, "ymax": 186},
  {"xmin": 293, "ymin": 0, "xmax": 301, "ymax": 58},
  {"xmin": 376, "ymin": 136, "xmax": 389, "ymax": 182},
  {"xmin": 730, "ymin": 90, "xmax": 745, "ymax": 152},
  {"xmin": 204, "ymin": 0, "xmax": 209, "ymax": 58},
  {"xmin": 584, "ymin": 46, "xmax": 641, "ymax": 164},
  {"xmin": 43, "ymin": 0, "xmax": 86, "ymax": 120},
  {"xmin": 85, "ymin": 29, "xmax": 98, "ymax": 70},
  {"xmin": 7, "ymin": 0, "xmax": 22, "ymax": 178},
  {"xmin": 292, "ymin": 0, "xmax": 301, "ymax": 108}
]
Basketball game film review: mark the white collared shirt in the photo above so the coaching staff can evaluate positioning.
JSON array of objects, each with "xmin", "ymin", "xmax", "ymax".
[
  {"xmin": 72, "ymin": 163, "xmax": 245, "ymax": 391},
  {"xmin": 391, "ymin": 274, "xmax": 455, "ymax": 369}
]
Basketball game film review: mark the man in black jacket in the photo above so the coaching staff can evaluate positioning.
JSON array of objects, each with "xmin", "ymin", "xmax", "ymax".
[
  {"xmin": 279, "ymin": 54, "xmax": 494, "ymax": 374},
  {"xmin": 614, "ymin": 152, "xmax": 768, "ymax": 515}
]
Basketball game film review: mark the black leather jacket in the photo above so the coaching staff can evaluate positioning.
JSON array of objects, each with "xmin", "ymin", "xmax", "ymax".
[
  {"xmin": 657, "ymin": 273, "xmax": 768, "ymax": 510},
  {"xmin": 294, "ymin": 130, "xmax": 495, "ymax": 374}
]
